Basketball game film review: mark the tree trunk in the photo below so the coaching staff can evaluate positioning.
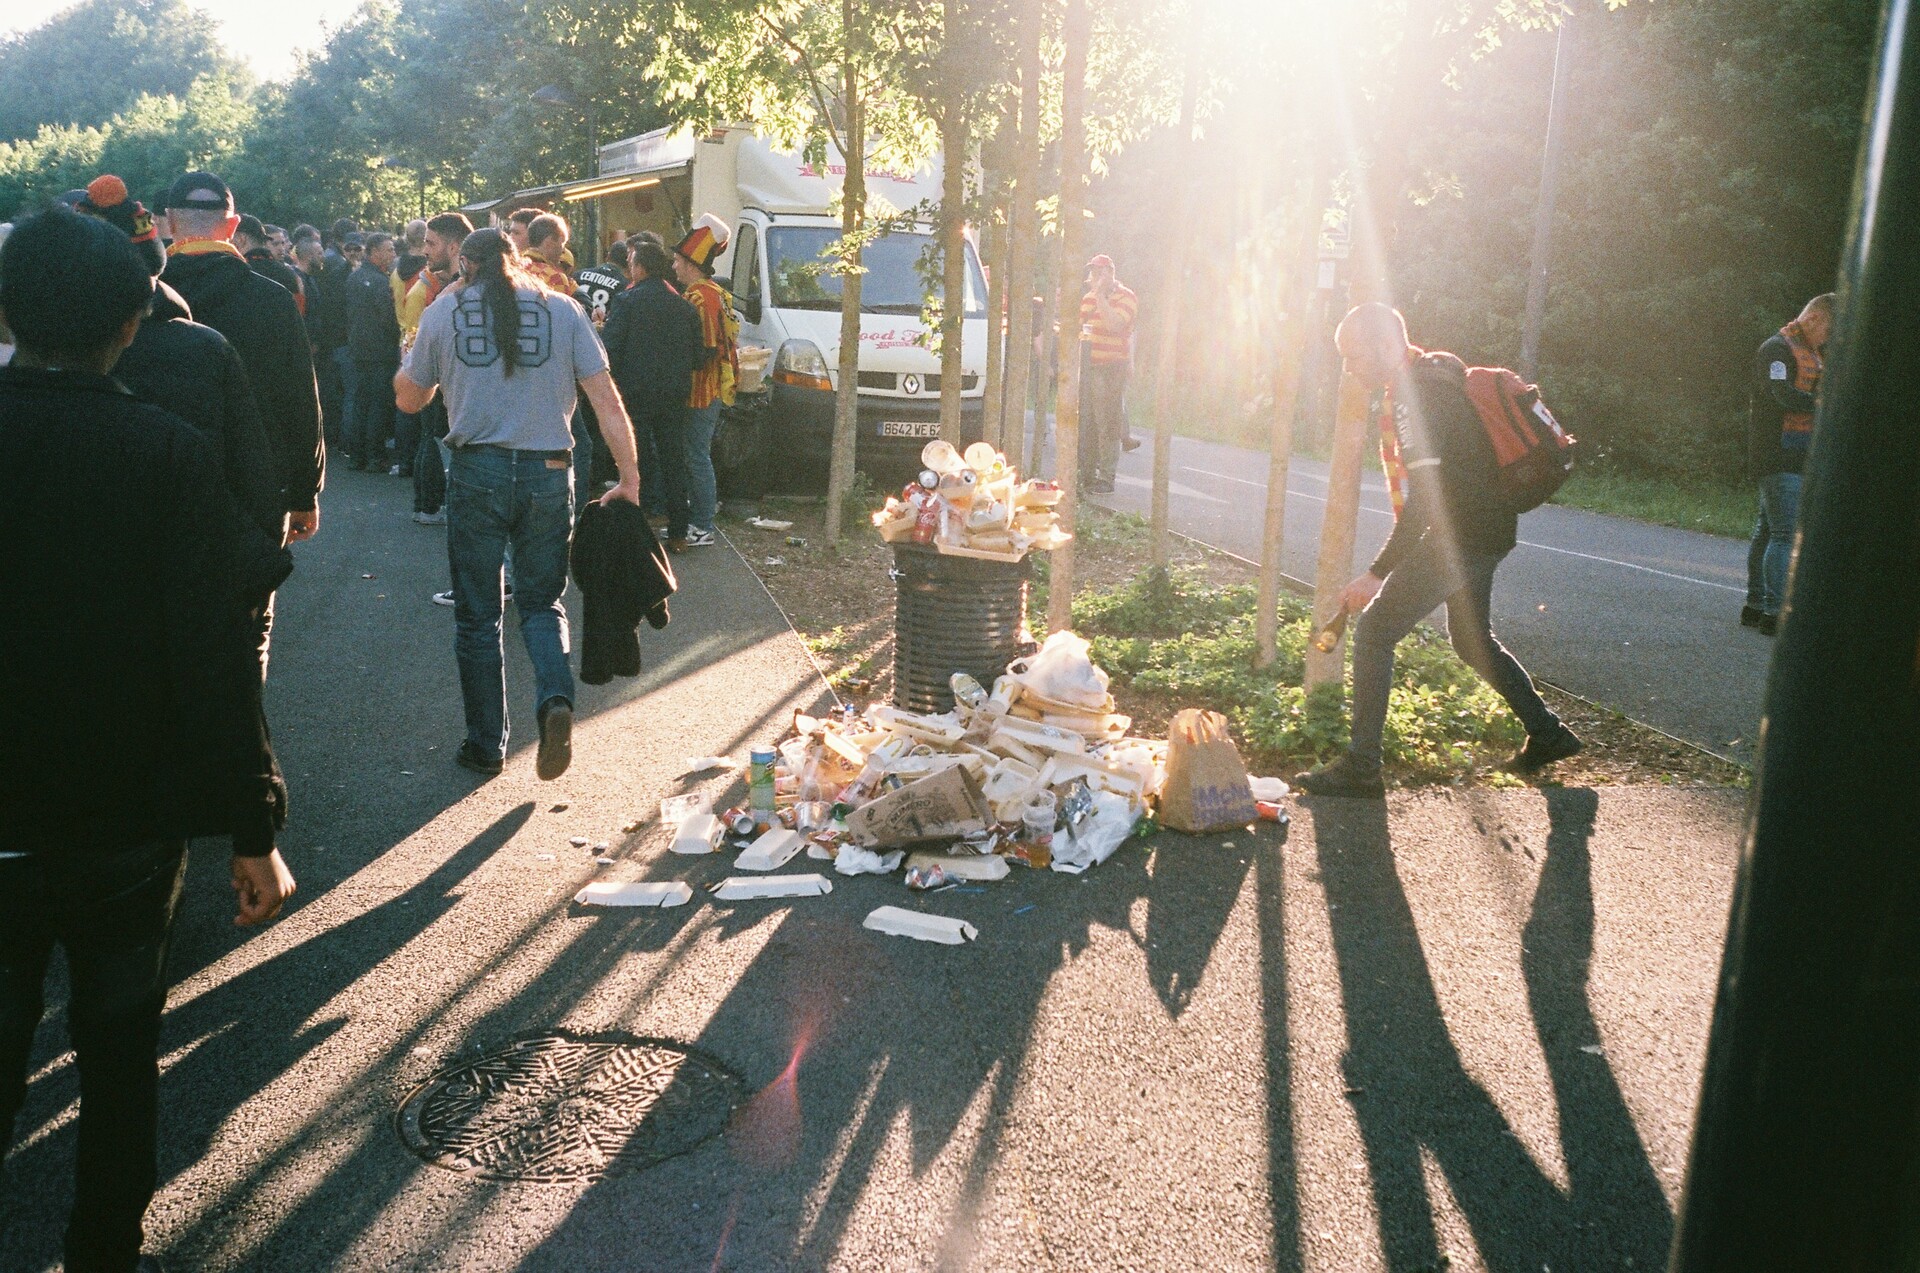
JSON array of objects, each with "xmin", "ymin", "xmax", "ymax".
[
  {"xmin": 1045, "ymin": 0, "xmax": 1090, "ymax": 634},
  {"xmin": 981, "ymin": 181, "xmax": 1009, "ymax": 449},
  {"xmin": 1303, "ymin": 371, "xmax": 1369, "ymax": 687},
  {"xmin": 998, "ymin": 0, "xmax": 1042, "ymax": 473},
  {"xmin": 937, "ymin": 12, "xmax": 969, "ymax": 445},
  {"xmin": 1255, "ymin": 165, "xmax": 1329, "ymax": 668},
  {"xmin": 824, "ymin": 17, "xmax": 866, "ymax": 547},
  {"xmin": 1148, "ymin": 63, "xmax": 1199, "ymax": 570}
]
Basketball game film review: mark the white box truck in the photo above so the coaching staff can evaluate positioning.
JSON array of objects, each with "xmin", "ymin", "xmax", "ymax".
[{"xmin": 584, "ymin": 124, "xmax": 989, "ymax": 485}]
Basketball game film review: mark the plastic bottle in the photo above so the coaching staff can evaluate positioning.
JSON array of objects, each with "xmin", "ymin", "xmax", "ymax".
[{"xmin": 749, "ymin": 747, "xmax": 778, "ymax": 831}]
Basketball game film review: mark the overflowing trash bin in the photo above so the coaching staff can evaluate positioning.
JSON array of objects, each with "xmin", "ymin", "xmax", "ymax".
[{"xmin": 890, "ymin": 544, "xmax": 1033, "ymax": 714}]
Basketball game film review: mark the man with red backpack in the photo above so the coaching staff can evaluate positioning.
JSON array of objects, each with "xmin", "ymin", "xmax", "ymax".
[{"xmin": 1296, "ymin": 303, "xmax": 1581, "ymax": 798}]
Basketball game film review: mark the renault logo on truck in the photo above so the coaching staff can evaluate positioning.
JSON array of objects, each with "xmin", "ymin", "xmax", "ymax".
[{"xmin": 901, "ymin": 374, "xmax": 923, "ymax": 396}]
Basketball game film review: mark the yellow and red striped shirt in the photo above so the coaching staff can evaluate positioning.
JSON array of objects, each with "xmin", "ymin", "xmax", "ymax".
[
  {"xmin": 1079, "ymin": 282, "xmax": 1138, "ymax": 366},
  {"xmin": 686, "ymin": 278, "xmax": 728, "ymax": 409}
]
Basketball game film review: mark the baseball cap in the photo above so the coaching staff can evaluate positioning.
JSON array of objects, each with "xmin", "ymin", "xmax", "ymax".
[{"xmin": 164, "ymin": 170, "xmax": 234, "ymax": 213}]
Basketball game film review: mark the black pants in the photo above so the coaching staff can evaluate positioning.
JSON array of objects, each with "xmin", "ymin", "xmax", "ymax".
[
  {"xmin": 1347, "ymin": 538, "xmax": 1561, "ymax": 767},
  {"xmin": 638, "ymin": 399, "xmax": 691, "ymax": 540},
  {"xmin": 0, "ymin": 841, "xmax": 189, "ymax": 1273},
  {"xmin": 414, "ymin": 398, "xmax": 449, "ymax": 514},
  {"xmin": 351, "ymin": 357, "xmax": 400, "ymax": 469}
]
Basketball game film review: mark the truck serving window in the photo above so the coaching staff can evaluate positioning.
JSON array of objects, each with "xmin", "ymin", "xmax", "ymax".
[{"xmin": 766, "ymin": 228, "xmax": 986, "ymax": 318}]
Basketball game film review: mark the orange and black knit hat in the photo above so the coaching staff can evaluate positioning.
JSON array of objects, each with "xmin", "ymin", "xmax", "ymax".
[{"xmin": 78, "ymin": 174, "xmax": 166, "ymax": 276}]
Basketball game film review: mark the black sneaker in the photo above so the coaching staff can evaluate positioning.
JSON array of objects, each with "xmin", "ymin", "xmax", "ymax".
[
  {"xmin": 536, "ymin": 699, "xmax": 573, "ymax": 780},
  {"xmin": 1087, "ymin": 477, "xmax": 1116, "ymax": 495},
  {"xmin": 1756, "ymin": 613, "xmax": 1779, "ymax": 636},
  {"xmin": 1293, "ymin": 753, "xmax": 1385, "ymax": 799},
  {"xmin": 455, "ymin": 741, "xmax": 503, "ymax": 776},
  {"xmin": 1740, "ymin": 605, "xmax": 1765, "ymax": 628},
  {"xmin": 1509, "ymin": 725, "xmax": 1584, "ymax": 773}
]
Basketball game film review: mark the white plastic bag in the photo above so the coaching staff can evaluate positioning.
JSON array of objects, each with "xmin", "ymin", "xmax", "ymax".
[
  {"xmin": 1050, "ymin": 790, "xmax": 1137, "ymax": 873},
  {"xmin": 1007, "ymin": 631, "xmax": 1110, "ymax": 709}
]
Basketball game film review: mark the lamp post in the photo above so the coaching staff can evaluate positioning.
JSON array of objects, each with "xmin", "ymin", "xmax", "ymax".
[
  {"xmin": 1517, "ymin": 14, "xmax": 1574, "ymax": 383},
  {"xmin": 532, "ymin": 84, "xmax": 600, "ymax": 264}
]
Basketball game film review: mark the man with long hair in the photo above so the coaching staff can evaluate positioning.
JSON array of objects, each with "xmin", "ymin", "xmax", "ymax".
[{"xmin": 395, "ymin": 227, "xmax": 643, "ymax": 780}]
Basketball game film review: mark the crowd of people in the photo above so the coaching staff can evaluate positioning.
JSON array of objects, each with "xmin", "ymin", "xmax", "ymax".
[
  {"xmin": 0, "ymin": 151, "xmax": 1830, "ymax": 1269},
  {"xmin": 0, "ymin": 165, "xmax": 744, "ymax": 1273}
]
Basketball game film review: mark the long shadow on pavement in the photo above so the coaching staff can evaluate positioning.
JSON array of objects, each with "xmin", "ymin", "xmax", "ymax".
[{"xmin": 1309, "ymin": 788, "xmax": 1672, "ymax": 1271}]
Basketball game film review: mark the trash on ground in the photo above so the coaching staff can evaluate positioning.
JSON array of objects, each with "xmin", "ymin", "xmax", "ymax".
[
  {"xmin": 1050, "ymin": 790, "xmax": 1137, "ymax": 873},
  {"xmin": 568, "ymin": 836, "xmax": 589, "ymax": 848},
  {"xmin": 747, "ymin": 517, "xmax": 794, "ymax": 531},
  {"xmin": 872, "ymin": 441, "xmax": 1072, "ymax": 562},
  {"xmin": 834, "ymin": 846, "xmax": 904, "ymax": 876},
  {"xmin": 864, "ymin": 905, "xmax": 978, "ymax": 945},
  {"xmin": 671, "ymin": 813, "xmax": 724, "ymax": 855},
  {"xmin": 595, "ymin": 856, "xmax": 616, "ymax": 865},
  {"xmin": 659, "ymin": 793, "xmax": 712, "ymax": 824},
  {"xmin": 682, "ymin": 756, "xmax": 737, "ymax": 775},
  {"xmin": 906, "ymin": 851, "xmax": 1010, "ymax": 882},
  {"xmin": 847, "ymin": 764, "xmax": 991, "ymax": 847},
  {"xmin": 1159, "ymin": 708, "xmax": 1259, "ymax": 833},
  {"xmin": 904, "ymin": 863, "xmax": 948, "ymax": 890},
  {"xmin": 1248, "ymin": 776, "xmax": 1291, "ymax": 803},
  {"xmin": 737, "ymin": 828, "xmax": 803, "ymax": 871},
  {"xmin": 713, "ymin": 874, "xmax": 833, "ymax": 900},
  {"xmin": 575, "ymin": 881, "xmax": 693, "ymax": 908}
]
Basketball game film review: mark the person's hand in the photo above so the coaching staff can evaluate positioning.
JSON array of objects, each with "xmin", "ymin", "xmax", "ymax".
[
  {"xmin": 1340, "ymin": 572, "xmax": 1385, "ymax": 616},
  {"xmin": 231, "ymin": 850, "xmax": 296, "ymax": 927},
  {"xmin": 599, "ymin": 474, "xmax": 642, "ymax": 507},
  {"xmin": 288, "ymin": 508, "xmax": 320, "ymax": 542}
]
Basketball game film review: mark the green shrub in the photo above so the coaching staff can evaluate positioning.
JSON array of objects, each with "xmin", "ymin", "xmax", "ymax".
[{"xmin": 1075, "ymin": 568, "xmax": 1528, "ymax": 782}]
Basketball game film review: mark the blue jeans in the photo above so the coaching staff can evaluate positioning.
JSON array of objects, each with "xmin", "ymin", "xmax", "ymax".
[
  {"xmin": 685, "ymin": 402, "xmax": 721, "ymax": 532},
  {"xmin": 446, "ymin": 446, "xmax": 576, "ymax": 759},
  {"xmin": 0, "ymin": 840, "xmax": 188, "ymax": 1273},
  {"xmin": 1347, "ymin": 538, "xmax": 1560, "ymax": 768},
  {"xmin": 1745, "ymin": 472, "xmax": 1801, "ymax": 617}
]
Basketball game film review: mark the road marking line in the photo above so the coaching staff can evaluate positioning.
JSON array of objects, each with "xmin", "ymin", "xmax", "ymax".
[
  {"xmin": 1512, "ymin": 540, "xmax": 1745, "ymax": 592},
  {"xmin": 1166, "ymin": 465, "xmax": 1742, "ymax": 593},
  {"xmin": 1114, "ymin": 474, "xmax": 1228, "ymax": 505}
]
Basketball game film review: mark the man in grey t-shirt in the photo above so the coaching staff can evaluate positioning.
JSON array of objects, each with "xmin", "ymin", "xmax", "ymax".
[{"xmin": 396, "ymin": 227, "xmax": 642, "ymax": 781}]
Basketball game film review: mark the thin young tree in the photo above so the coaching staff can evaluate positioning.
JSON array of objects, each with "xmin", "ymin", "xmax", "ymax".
[{"xmin": 1045, "ymin": 0, "xmax": 1091, "ymax": 633}]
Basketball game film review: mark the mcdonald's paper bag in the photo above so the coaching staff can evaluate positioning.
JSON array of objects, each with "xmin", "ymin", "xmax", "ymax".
[{"xmin": 1158, "ymin": 709, "xmax": 1257, "ymax": 833}]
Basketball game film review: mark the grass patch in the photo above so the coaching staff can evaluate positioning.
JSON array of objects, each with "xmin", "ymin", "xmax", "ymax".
[
  {"xmin": 1548, "ymin": 469, "xmax": 1752, "ymax": 538},
  {"xmin": 1073, "ymin": 568, "xmax": 1525, "ymax": 784}
]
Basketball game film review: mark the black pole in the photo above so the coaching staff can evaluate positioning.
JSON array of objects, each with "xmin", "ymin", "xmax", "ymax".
[{"xmin": 1670, "ymin": 1, "xmax": 1920, "ymax": 1267}]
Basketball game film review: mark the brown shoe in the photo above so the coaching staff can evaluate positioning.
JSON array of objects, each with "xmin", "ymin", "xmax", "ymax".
[{"xmin": 666, "ymin": 537, "xmax": 690, "ymax": 554}]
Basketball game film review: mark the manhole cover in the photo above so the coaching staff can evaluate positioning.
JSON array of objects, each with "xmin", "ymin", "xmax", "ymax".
[{"xmin": 396, "ymin": 1033, "xmax": 745, "ymax": 1182}]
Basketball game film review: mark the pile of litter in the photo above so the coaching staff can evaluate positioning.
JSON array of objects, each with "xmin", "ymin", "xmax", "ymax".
[
  {"xmin": 872, "ymin": 440, "xmax": 1072, "ymax": 562},
  {"xmin": 575, "ymin": 632, "xmax": 1290, "ymax": 944}
]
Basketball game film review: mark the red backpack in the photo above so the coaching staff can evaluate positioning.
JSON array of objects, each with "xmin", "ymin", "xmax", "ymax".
[{"xmin": 1446, "ymin": 363, "xmax": 1578, "ymax": 512}]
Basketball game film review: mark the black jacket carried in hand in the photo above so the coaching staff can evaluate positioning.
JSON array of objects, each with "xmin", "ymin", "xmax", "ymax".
[
  {"xmin": 114, "ymin": 281, "xmax": 286, "ymax": 539},
  {"xmin": 163, "ymin": 246, "xmax": 326, "ymax": 514},
  {"xmin": 602, "ymin": 275, "xmax": 700, "ymax": 410},
  {"xmin": 346, "ymin": 263, "xmax": 401, "ymax": 365},
  {"xmin": 1748, "ymin": 331, "xmax": 1817, "ymax": 480},
  {"xmin": 0, "ymin": 367, "xmax": 292, "ymax": 856},
  {"xmin": 569, "ymin": 499, "xmax": 676, "ymax": 685}
]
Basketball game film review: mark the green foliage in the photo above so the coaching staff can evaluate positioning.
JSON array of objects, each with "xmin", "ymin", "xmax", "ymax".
[
  {"xmin": 0, "ymin": 0, "xmax": 244, "ymax": 144},
  {"xmin": 1552, "ymin": 468, "xmax": 1755, "ymax": 539},
  {"xmin": 1076, "ymin": 568, "xmax": 1525, "ymax": 782}
]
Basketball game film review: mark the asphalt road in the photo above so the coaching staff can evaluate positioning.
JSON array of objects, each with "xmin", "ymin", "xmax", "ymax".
[
  {"xmin": 0, "ymin": 472, "xmax": 1749, "ymax": 1271},
  {"xmin": 1091, "ymin": 434, "xmax": 1774, "ymax": 763}
]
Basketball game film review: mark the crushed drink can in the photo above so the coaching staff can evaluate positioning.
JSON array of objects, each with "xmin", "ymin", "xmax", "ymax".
[
  {"xmin": 949, "ymin": 672, "xmax": 988, "ymax": 710},
  {"xmin": 721, "ymin": 807, "xmax": 756, "ymax": 837}
]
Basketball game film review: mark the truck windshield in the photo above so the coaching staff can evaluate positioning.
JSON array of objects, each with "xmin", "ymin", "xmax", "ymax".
[{"xmin": 765, "ymin": 227, "xmax": 986, "ymax": 317}]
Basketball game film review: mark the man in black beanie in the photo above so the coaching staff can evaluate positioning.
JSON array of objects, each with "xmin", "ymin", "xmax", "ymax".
[{"xmin": 0, "ymin": 205, "xmax": 296, "ymax": 1273}]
